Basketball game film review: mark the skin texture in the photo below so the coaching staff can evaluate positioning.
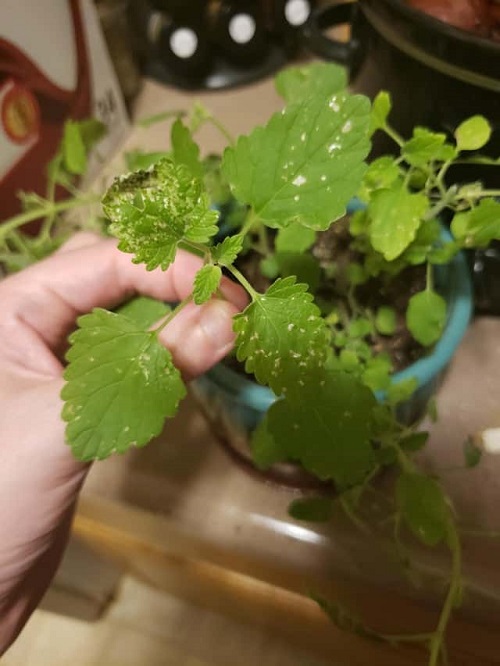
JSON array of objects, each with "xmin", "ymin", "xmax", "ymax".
[{"xmin": 0, "ymin": 233, "xmax": 247, "ymax": 654}]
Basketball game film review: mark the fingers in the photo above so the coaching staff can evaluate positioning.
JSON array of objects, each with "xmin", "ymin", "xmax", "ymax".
[
  {"xmin": 159, "ymin": 299, "xmax": 240, "ymax": 380},
  {"xmin": 0, "ymin": 235, "xmax": 247, "ymax": 375}
]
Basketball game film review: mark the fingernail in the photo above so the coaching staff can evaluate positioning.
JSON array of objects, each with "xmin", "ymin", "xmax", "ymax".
[{"xmin": 199, "ymin": 300, "xmax": 236, "ymax": 350}]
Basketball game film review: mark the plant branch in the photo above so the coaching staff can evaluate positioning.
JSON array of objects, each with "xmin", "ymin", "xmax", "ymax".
[
  {"xmin": 0, "ymin": 194, "xmax": 101, "ymax": 239},
  {"xmin": 226, "ymin": 264, "xmax": 259, "ymax": 300},
  {"xmin": 153, "ymin": 295, "xmax": 193, "ymax": 336}
]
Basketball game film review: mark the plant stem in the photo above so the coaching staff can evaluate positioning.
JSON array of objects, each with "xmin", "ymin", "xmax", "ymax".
[
  {"xmin": 206, "ymin": 115, "xmax": 236, "ymax": 146},
  {"xmin": 226, "ymin": 264, "xmax": 259, "ymax": 300},
  {"xmin": 339, "ymin": 496, "xmax": 371, "ymax": 534},
  {"xmin": 153, "ymin": 295, "xmax": 193, "ymax": 336},
  {"xmin": 476, "ymin": 189, "xmax": 500, "ymax": 198},
  {"xmin": 426, "ymin": 262, "xmax": 433, "ymax": 292},
  {"xmin": 0, "ymin": 194, "xmax": 101, "ymax": 239},
  {"xmin": 428, "ymin": 526, "xmax": 462, "ymax": 666},
  {"xmin": 383, "ymin": 124, "xmax": 405, "ymax": 148}
]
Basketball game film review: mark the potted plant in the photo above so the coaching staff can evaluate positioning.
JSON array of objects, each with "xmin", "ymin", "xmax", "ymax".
[{"xmin": 2, "ymin": 62, "xmax": 500, "ymax": 665}]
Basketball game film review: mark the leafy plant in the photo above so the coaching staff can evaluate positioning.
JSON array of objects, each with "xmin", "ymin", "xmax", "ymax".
[{"xmin": 2, "ymin": 63, "xmax": 500, "ymax": 665}]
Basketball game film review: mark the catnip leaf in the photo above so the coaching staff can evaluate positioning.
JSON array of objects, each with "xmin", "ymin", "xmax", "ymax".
[
  {"xmin": 116, "ymin": 296, "xmax": 171, "ymax": 328},
  {"xmin": 171, "ymin": 118, "xmax": 204, "ymax": 179},
  {"xmin": 396, "ymin": 473, "xmax": 450, "ymax": 546},
  {"xmin": 193, "ymin": 265, "xmax": 222, "ymax": 304},
  {"xmin": 455, "ymin": 115, "xmax": 492, "ymax": 151},
  {"xmin": 251, "ymin": 415, "xmax": 287, "ymax": 469},
  {"xmin": 402, "ymin": 128, "xmax": 456, "ymax": 166},
  {"xmin": 62, "ymin": 309, "xmax": 186, "ymax": 461},
  {"xmin": 260, "ymin": 256, "xmax": 279, "ymax": 279},
  {"xmin": 288, "ymin": 497, "xmax": 333, "ymax": 523},
  {"xmin": 275, "ymin": 224, "xmax": 316, "ymax": 253},
  {"xmin": 276, "ymin": 253, "xmax": 321, "ymax": 291},
  {"xmin": 233, "ymin": 277, "xmax": 329, "ymax": 395},
  {"xmin": 400, "ymin": 431, "xmax": 429, "ymax": 452},
  {"xmin": 267, "ymin": 369, "xmax": 376, "ymax": 487},
  {"xmin": 369, "ymin": 181, "xmax": 428, "ymax": 260},
  {"xmin": 406, "ymin": 289, "xmax": 447, "ymax": 346},
  {"xmin": 464, "ymin": 437, "xmax": 482, "ymax": 468},
  {"xmin": 362, "ymin": 355, "xmax": 392, "ymax": 392},
  {"xmin": 212, "ymin": 235, "xmax": 243, "ymax": 266},
  {"xmin": 275, "ymin": 62, "xmax": 347, "ymax": 103},
  {"xmin": 370, "ymin": 91, "xmax": 391, "ymax": 134},
  {"xmin": 78, "ymin": 119, "xmax": 106, "ymax": 149},
  {"xmin": 102, "ymin": 159, "xmax": 219, "ymax": 270},
  {"xmin": 63, "ymin": 121, "xmax": 87, "ymax": 175},
  {"xmin": 222, "ymin": 92, "xmax": 371, "ymax": 230},
  {"xmin": 360, "ymin": 156, "xmax": 400, "ymax": 199},
  {"xmin": 386, "ymin": 377, "xmax": 418, "ymax": 406},
  {"xmin": 375, "ymin": 306, "xmax": 397, "ymax": 335},
  {"xmin": 451, "ymin": 199, "xmax": 500, "ymax": 248}
]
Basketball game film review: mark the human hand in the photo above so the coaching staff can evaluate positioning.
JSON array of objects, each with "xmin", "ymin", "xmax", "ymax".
[{"xmin": 0, "ymin": 233, "xmax": 246, "ymax": 653}]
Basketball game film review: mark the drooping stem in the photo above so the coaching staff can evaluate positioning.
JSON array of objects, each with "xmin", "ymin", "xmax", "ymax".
[
  {"xmin": 206, "ymin": 115, "xmax": 236, "ymax": 147},
  {"xmin": 383, "ymin": 123, "xmax": 405, "ymax": 148},
  {"xmin": 428, "ymin": 526, "xmax": 462, "ymax": 666},
  {"xmin": 0, "ymin": 193, "xmax": 101, "ymax": 239}
]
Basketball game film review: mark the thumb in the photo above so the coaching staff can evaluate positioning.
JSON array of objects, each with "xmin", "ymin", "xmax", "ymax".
[{"xmin": 158, "ymin": 298, "xmax": 240, "ymax": 381}]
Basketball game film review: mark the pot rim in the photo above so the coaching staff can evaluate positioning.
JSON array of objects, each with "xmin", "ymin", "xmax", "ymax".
[
  {"xmin": 204, "ymin": 218, "xmax": 473, "ymax": 412},
  {"xmin": 375, "ymin": 0, "xmax": 500, "ymax": 53}
]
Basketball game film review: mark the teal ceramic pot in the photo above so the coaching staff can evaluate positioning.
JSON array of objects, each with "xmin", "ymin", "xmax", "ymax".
[{"xmin": 192, "ymin": 220, "xmax": 473, "ymax": 485}]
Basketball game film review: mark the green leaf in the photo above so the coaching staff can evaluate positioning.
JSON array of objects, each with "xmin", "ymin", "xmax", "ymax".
[
  {"xmin": 400, "ymin": 431, "xmax": 429, "ymax": 453},
  {"xmin": 62, "ymin": 309, "xmax": 186, "ymax": 461},
  {"xmin": 116, "ymin": 296, "xmax": 170, "ymax": 328},
  {"xmin": 193, "ymin": 265, "xmax": 222, "ymax": 305},
  {"xmin": 369, "ymin": 181, "xmax": 428, "ymax": 260},
  {"xmin": 396, "ymin": 473, "xmax": 450, "ymax": 546},
  {"xmin": 370, "ymin": 91, "xmax": 391, "ymax": 134},
  {"xmin": 386, "ymin": 377, "xmax": 418, "ymax": 406},
  {"xmin": 451, "ymin": 199, "xmax": 500, "ymax": 248},
  {"xmin": 464, "ymin": 437, "xmax": 482, "ymax": 468},
  {"xmin": 63, "ymin": 120, "xmax": 87, "ymax": 175},
  {"xmin": 375, "ymin": 306, "xmax": 397, "ymax": 335},
  {"xmin": 222, "ymin": 92, "xmax": 371, "ymax": 230},
  {"xmin": 362, "ymin": 355, "xmax": 392, "ymax": 392},
  {"xmin": 348, "ymin": 317, "xmax": 373, "ymax": 338},
  {"xmin": 171, "ymin": 118, "xmax": 203, "ymax": 179},
  {"xmin": 455, "ymin": 115, "xmax": 492, "ymax": 151},
  {"xmin": 267, "ymin": 369, "xmax": 376, "ymax": 486},
  {"xmin": 102, "ymin": 159, "xmax": 219, "ymax": 271},
  {"xmin": 276, "ymin": 253, "xmax": 321, "ymax": 291},
  {"xmin": 406, "ymin": 289, "xmax": 447, "ymax": 346},
  {"xmin": 346, "ymin": 263, "xmax": 367, "ymax": 286},
  {"xmin": 275, "ymin": 224, "xmax": 316, "ymax": 253},
  {"xmin": 260, "ymin": 255, "xmax": 279, "ymax": 279},
  {"xmin": 402, "ymin": 127, "xmax": 456, "ymax": 167},
  {"xmin": 125, "ymin": 150, "xmax": 171, "ymax": 172},
  {"xmin": 233, "ymin": 277, "xmax": 329, "ymax": 396},
  {"xmin": 212, "ymin": 235, "xmax": 243, "ymax": 266},
  {"xmin": 275, "ymin": 62, "xmax": 347, "ymax": 104},
  {"xmin": 78, "ymin": 118, "xmax": 107, "ymax": 149},
  {"xmin": 288, "ymin": 497, "xmax": 333, "ymax": 523},
  {"xmin": 360, "ymin": 156, "xmax": 400, "ymax": 200},
  {"xmin": 251, "ymin": 415, "xmax": 287, "ymax": 469}
]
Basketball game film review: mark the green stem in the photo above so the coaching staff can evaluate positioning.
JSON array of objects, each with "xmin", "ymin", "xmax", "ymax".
[
  {"xmin": 476, "ymin": 189, "xmax": 500, "ymax": 198},
  {"xmin": 179, "ymin": 239, "xmax": 210, "ymax": 259},
  {"xmin": 0, "ymin": 194, "xmax": 101, "ymax": 239},
  {"xmin": 428, "ymin": 526, "xmax": 462, "ymax": 666},
  {"xmin": 383, "ymin": 124, "xmax": 405, "ymax": 148},
  {"xmin": 226, "ymin": 264, "xmax": 259, "ymax": 300},
  {"xmin": 206, "ymin": 115, "xmax": 236, "ymax": 146},
  {"xmin": 426, "ymin": 262, "xmax": 433, "ymax": 292},
  {"xmin": 153, "ymin": 295, "xmax": 193, "ymax": 336},
  {"xmin": 240, "ymin": 210, "xmax": 258, "ymax": 238},
  {"xmin": 339, "ymin": 496, "xmax": 371, "ymax": 535}
]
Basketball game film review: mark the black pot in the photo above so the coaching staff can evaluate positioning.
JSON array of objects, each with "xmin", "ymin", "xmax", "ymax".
[{"xmin": 303, "ymin": 0, "xmax": 500, "ymax": 156}]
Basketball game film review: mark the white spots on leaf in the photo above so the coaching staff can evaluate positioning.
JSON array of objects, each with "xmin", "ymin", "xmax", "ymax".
[
  {"xmin": 298, "ymin": 380, "xmax": 305, "ymax": 386},
  {"xmin": 342, "ymin": 120, "xmax": 353, "ymax": 134},
  {"xmin": 89, "ymin": 356, "xmax": 95, "ymax": 362},
  {"xmin": 300, "ymin": 132, "xmax": 306, "ymax": 142},
  {"xmin": 299, "ymin": 328, "xmax": 305, "ymax": 333},
  {"xmin": 329, "ymin": 97, "xmax": 340, "ymax": 112},
  {"xmin": 292, "ymin": 175, "xmax": 307, "ymax": 187},
  {"xmin": 321, "ymin": 175, "xmax": 327, "ymax": 182},
  {"xmin": 290, "ymin": 145, "xmax": 296, "ymax": 151},
  {"xmin": 328, "ymin": 142, "xmax": 341, "ymax": 154},
  {"xmin": 287, "ymin": 323, "xmax": 295, "ymax": 331},
  {"xmin": 307, "ymin": 315, "xmax": 316, "ymax": 321},
  {"xmin": 294, "ymin": 195, "xmax": 300, "ymax": 202}
]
